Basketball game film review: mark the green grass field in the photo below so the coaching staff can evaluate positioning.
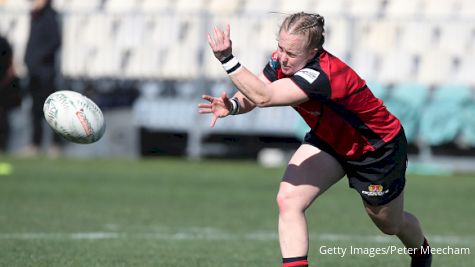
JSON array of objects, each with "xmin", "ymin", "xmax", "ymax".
[{"xmin": 0, "ymin": 157, "xmax": 473, "ymax": 266}]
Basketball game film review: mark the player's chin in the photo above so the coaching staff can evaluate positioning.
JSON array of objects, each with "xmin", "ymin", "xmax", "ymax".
[{"xmin": 281, "ymin": 67, "xmax": 294, "ymax": 76}]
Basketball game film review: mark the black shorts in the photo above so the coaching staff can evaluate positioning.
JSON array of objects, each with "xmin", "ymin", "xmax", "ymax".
[{"xmin": 303, "ymin": 128, "xmax": 407, "ymax": 206}]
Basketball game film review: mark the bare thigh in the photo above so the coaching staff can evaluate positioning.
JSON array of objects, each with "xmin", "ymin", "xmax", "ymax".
[{"xmin": 278, "ymin": 144, "xmax": 346, "ymax": 211}]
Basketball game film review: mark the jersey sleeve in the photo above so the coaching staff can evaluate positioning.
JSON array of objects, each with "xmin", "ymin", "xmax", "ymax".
[
  {"xmin": 290, "ymin": 68, "xmax": 331, "ymax": 100},
  {"xmin": 262, "ymin": 51, "xmax": 279, "ymax": 82}
]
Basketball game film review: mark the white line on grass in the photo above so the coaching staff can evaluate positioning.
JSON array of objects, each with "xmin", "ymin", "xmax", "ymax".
[{"xmin": 1, "ymin": 230, "xmax": 474, "ymax": 245}]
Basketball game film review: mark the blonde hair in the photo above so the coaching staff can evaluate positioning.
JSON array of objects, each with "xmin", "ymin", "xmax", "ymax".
[{"xmin": 279, "ymin": 12, "xmax": 325, "ymax": 50}]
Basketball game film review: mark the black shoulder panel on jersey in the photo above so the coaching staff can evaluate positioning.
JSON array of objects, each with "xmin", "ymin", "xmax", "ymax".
[{"xmin": 290, "ymin": 68, "xmax": 331, "ymax": 100}]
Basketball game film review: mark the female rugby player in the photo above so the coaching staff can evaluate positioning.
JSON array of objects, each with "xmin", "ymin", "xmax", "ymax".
[{"xmin": 199, "ymin": 12, "xmax": 432, "ymax": 267}]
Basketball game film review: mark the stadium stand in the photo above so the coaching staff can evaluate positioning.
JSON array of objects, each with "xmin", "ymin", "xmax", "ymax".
[
  {"xmin": 346, "ymin": 0, "xmax": 383, "ymax": 18},
  {"xmin": 0, "ymin": 0, "xmax": 474, "ymax": 160},
  {"xmin": 307, "ymin": 0, "xmax": 348, "ymax": 16},
  {"xmin": 421, "ymin": 0, "xmax": 459, "ymax": 19},
  {"xmin": 278, "ymin": 0, "xmax": 310, "ymax": 14},
  {"xmin": 417, "ymin": 49, "xmax": 456, "ymax": 85},
  {"xmin": 208, "ymin": 0, "xmax": 242, "ymax": 15},
  {"xmin": 383, "ymin": 83, "xmax": 430, "ymax": 143},
  {"xmin": 462, "ymin": 101, "xmax": 475, "ymax": 147},
  {"xmin": 58, "ymin": 0, "xmax": 101, "ymax": 12},
  {"xmin": 398, "ymin": 21, "xmax": 437, "ymax": 56},
  {"xmin": 103, "ymin": 0, "xmax": 140, "ymax": 13},
  {"xmin": 454, "ymin": 53, "xmax": 475, "ymax": 86},
  {"xmin": 384, "ymin": 0, "xmax": 424, "ymax": 18},
  {"xmin": 419, "ymin": 84, "xmax": 472, "ymax": 146},
  {"xmin": 365, "ymin": 80, "xmax": 387, "ymax": 101},
  {"xmin": 459, "ymin": 0, "xmax": 475, "ymax": 19},
  {"xmin": 435, "ymin": 22, "xmax": 474, "ymax": 57},
  {"xmin": 377, "ymin": 50, "xmax": 417, "ymax": 85},
  {"xmin": 175, "ymin": 0, "xmax": 206, "ymax": 13}
]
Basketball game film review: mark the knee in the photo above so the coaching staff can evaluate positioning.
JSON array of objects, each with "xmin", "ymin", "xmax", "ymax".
[
  {"xmin": 276, "ymin": 191, "xmax": 289, "ymax": 213},
  {"xmin": 376, "ymin": 222, "xmax": 403, "ymax": 236},
  {"xmin": 276, "ymin": 191, "xmax": 306, "ymax": 215}
]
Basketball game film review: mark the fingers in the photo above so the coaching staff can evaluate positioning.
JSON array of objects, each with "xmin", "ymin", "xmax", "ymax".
[
  {"xmin": 207, "ymin": 33, "xmax": 216, "ymax": 49},
  {"xmin": 208, "ymin": 26, "xmax": 227, "ymax": 47},
  {"xmin": 224, "ymin": 24, "xmax": 230, "ymax": 40},
  {"xmin": 210, "ymin": 115, "xmax": 218, "ymax": 128},
  {"xmin": 201, "ymin": 94, "xmax": 214, "ymax": 102},
  {"xmin": 198, "ymin": 103, "xmax": 212, "ymax": 108},
  {"xmin": 215, "ymin": 27, "xmax": 224, "ymax": 43},
  {"xmin": 198, "ymin": 103, "xmax": 212, "ymax": 113}
]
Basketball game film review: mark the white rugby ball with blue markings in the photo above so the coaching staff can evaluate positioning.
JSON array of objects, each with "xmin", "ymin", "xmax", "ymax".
[{"xmin": 43, "ymin": 90, "xmax": 105, "ymax": 144}]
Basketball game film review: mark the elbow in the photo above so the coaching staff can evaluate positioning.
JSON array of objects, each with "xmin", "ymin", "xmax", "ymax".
[
  {"xmin": 253, "ymin": 89, "xmax": 273, "ymax": 107},
  {"xmin": 254, "ymin": 96, "xmax": 272, "ymax": 107}
]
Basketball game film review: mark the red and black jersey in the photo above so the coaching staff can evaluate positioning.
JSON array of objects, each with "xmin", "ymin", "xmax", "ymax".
[{"xmin": 263, "ymin": 50, "xmax": 401, "ymax": 160}]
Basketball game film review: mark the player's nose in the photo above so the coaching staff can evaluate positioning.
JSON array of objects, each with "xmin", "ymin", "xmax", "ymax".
[{"xmin": 280, "ymin": 54, "xmax": 288, "ymax": 64}]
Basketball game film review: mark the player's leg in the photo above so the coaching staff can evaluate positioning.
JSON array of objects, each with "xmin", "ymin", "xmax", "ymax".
[
  {"xmin": 277, "ymin": 144, "xmax": 345, "ymax": 262},
  {"xmin": 364, "ymin": 193, "xmax": 432, "ymax": 266},
  {"xmin": 364, "ymin": 192, "xmax": 424, "ymax": 247},
  {"xmin": 351, "ymin": 128, "xmax": 431, "ymax": 266}
]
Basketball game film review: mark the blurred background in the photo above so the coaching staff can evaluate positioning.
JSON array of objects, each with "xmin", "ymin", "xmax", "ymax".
[
  {"xmin": 1, "ymin": 0, "xmax": 475, "ymax": 171},
  {"xmin": 1, "ymin": 2, "xmax": 474, "ymax": 266}
]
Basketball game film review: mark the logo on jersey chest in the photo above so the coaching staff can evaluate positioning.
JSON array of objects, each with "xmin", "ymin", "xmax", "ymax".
[{"xmin": 295, "ymin": 68, "xmax": 320, "ymax": 83}]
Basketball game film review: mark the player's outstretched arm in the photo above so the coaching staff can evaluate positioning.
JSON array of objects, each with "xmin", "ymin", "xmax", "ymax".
[
  {"xmin": 208, "ymin": 25, "xmax": 309, "ymax": 107},
  {"xmin": 228, "ymin": 72, "xmax": 271, "ymax": 113}
]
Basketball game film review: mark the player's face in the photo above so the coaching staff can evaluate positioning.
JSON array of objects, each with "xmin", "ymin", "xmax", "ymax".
[{"xmin": 277, "ymin": 30, "xmax": 317, "ymax": 75}]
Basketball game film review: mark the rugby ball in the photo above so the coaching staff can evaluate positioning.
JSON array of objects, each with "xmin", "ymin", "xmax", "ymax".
[{"xmin": 43, "ymin": 90, "xmax": 105, "ymax": 144}]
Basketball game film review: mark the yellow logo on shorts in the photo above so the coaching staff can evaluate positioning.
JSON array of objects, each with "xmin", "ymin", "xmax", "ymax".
[
  {"xmin": 368, "ymin": 185, "xmax": 384, "ymax": 192},
  {"xmin": 362, "ymin": 184, "xmax": 389, "ymax": 196}
]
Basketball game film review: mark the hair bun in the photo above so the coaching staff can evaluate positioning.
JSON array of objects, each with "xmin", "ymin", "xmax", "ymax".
[{"xmin": 316, "ymin": 14, "xmax": 325, "ymax": 27}]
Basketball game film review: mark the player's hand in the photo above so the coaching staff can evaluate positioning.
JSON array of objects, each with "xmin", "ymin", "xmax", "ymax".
[
  {"xmin": 207, "ymin": 24, "xmax": 233, "ymax": 62},
  {"xmin": 198, "ymin": 92, "xmax": 232, "ymax": 127}
]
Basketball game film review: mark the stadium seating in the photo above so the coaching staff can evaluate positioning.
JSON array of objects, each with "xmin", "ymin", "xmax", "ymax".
[
  {"xmin": 459, "ymin": 0, "xmax": 475, "ymax": 19},
  {"xmin": 384, "ymin": 83, "xmax": 430, "ymax": 142},
  {"xmin": 454, "ymin": 54, "xmax": 475, "ymax": 86},
  {"xmin": 242, "ymin": 0, "xmax": 275, "ymax": 14},
  {"xmin": 323, "ymin": 17, "xmax": 350, "ymax": 59},
  {"xmin": 1, "ymin": 0, "xmax": 475, "ymax": 156},
  {"xmin": 60, "ymin": 0, "xmax": 101, "ymax": 12},
  {"xmin": 384, "ymin": 0, "xmax": 423, "ymax": 18},
  {"xmin": 349, "ymin": 48, "xmax": 380, "ymax": 82},
  {"xmin": 208, "ymin": 0, "xmax": 242, "ymax": 15},
  {"xmin": 398, "ymin": 21, "xmax": 437, "ymax": 56},
  {"xmin": 419, "ymin": 84, "xmax": 472, "ymax": 145},
  {"xmin": 462, "ymin": 101, "xmax": 475, "ymax": 146},
  {"xmin": 307, "ymin": 0, "xmax": 348, "ymax": 16},
  {"xmin": 175, "ymin": 0, "xmax": 206, "ymax": 13},
  {"xmin": 2, "ymin": 0, "xmax": 473, "ymax": 85},
  {"xmin": 346, "ymin": 0, "xmax": 383, "ymax": 18},
  {"xmin": 278, "ymin": 0, "xmax": 310, "ymax": 14},
  {"xmin": 140, "ymin": 0, "xmax": 173, "ymax": 12},
  {"xmin": 436, "ymin": 22, "xmax": 474, "ymax": 57},
  {"xmin": 377, "ymin": 50, "xmax": 416, "ymax": 85},
  {"xmin": 417, "ymin": 49, "xmax": 456, "ymax": 85},
  {"xmin": 2, "ymin": 0, "xmax": 30, "ymax": 10},
  {"xmin": 0, "ymin": 13, "xmax": 28, "ymax": 76},
  {"xmin": 365, "ymin": 81, "xmax": 387, "ymax": 101},
  {"xmin": 420, "ymin": 0, "xmax": 459, "ymax": 18},
  {"xmin": 103, "ymin": 0, "xmax": 140, "ymax": 13}
]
